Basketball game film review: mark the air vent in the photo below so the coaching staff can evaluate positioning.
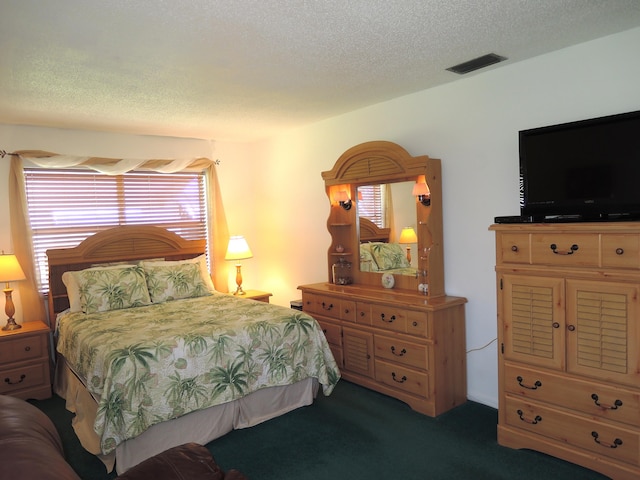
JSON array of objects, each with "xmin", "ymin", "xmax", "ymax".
[{"xmin": 446, "ymin": 53, "xmax": 507, "ymax": 75}]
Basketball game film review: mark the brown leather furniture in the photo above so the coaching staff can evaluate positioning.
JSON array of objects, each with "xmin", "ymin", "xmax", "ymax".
[{"xmin": 0, "ymin": 394, "xmax": 247, "ymax": 480}]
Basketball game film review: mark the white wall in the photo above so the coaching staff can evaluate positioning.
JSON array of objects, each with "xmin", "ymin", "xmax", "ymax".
[
  {"xmin": 1, "ymin": 27, "xmax": 639, "ymax": 408},
  {"xmin": 253, "ymin": 27, "xmax": 640, "ymax": 407}
]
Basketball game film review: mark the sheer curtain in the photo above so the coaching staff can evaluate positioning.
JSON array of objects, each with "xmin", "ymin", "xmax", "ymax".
[{"xmin": 9, "ymin": 150, "xmax": 230, "ymax": 325}]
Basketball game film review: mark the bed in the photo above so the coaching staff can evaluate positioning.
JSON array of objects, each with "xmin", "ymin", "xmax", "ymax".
[
  {"xmin": 358, "ymin": 218, "xmax": 416, "ymax": 275},
  {"xmin": 47, "ymin": 226, "xmax": 340, "ymax": 474}
]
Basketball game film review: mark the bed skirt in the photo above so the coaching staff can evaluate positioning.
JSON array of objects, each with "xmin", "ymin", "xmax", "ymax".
[{"xmin": 54, "ymin": 359, "xmax": 319, "ymax": 474}]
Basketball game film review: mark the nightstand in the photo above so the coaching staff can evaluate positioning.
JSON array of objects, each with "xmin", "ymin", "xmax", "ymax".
[
  {"xmin": 0, "ymin": 321, "xmax": 52, "ymax": 400},
  {"xmin": 239, "ymin": 290, "xmax": 272, "ymax": 303}
]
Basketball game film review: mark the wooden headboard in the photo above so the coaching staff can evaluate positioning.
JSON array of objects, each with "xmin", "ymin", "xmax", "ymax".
[
  {"xmin": 359, "ymin": 217, "xmax": 391, "ymax": 243},
  {"xmin": 46, "ymin": 225, "xmax": 206, "ymax": 327}
]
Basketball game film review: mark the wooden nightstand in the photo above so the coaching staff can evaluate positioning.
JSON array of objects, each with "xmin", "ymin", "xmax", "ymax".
[
  {"xmin": 238, "ymin": 290, "xmax": 272, "ymax": 303},
  {"xmin": 0, "ymin": 321, "xmax": 52, "ymax": 400}
]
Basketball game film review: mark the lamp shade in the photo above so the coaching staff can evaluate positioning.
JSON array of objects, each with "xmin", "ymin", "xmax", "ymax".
[
  {"xmin": 225, "ymin": 236, "xmax": 253, "ymax": 261},
  {"xmin": 398, "ymin": 227, "xmax": 418, "ymax": 244},
  {"xmin": 412, "ymin": 182, "xmax": 430, "ymax": 196},
  {"xmin": 0, "ymin": 253, "xmax": 26, "ymax": 283}
]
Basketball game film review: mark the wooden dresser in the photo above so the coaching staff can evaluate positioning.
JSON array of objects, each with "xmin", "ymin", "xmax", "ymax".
[
  {"xmin": 490, "ymin": 222, "xmax": 640, "ymax": 480},
  {"xmin": 0, "ymin": 320, "xmax": 52, "ymax": 400},
  {"xmin": 299, "ymin": 282, "xmax": 466, "ymax": 416}
]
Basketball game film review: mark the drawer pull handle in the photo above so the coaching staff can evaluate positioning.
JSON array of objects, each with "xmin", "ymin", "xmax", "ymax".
[
  {"xmin": 591, "ymin": 431, "xmax": 623, "ymax": 449},
  {"xmin": 591, "ymin": 394, "xmax": 623, "ymax": 410},
  {"xmin": 24, "ymin": 346, "xmax": 31, "ymax": 352},
  {"xmin": 344, "ymin": 308, "xmax": 350, "ymax": 314},
  {"xmin": 516, "ymin": 376, "xmax": 542, "ymax": 390},
  {"xmin": 321, "ymin": 302, "xmax": 334, "ymax": 311},
  {"xmin": 391, "ymin": 346, "xmax": 407, "ymax": 357},
  {"xmin": 391, "ymin": 372, "xmax": 407, "ymax": 383},
  {"xmin": 511, "ymin": 245, "xmax": 518, "ymax": 252},
  {"xmin": 616, "ymin": 248, "xmax": 624, "ymax": 255},
  {"xmin": 4, "ymin": 374, "xmax": 26, "ymax": 385},
  {"xmin": 517, "ymin": 409, "xmax": 542, "ymax": 425},
  {"xmin": 567, "ymin": 324, "xmax": 576, "ymax": 332},
  {"xmin": 549, "ymin": 243, "xmax": 578, "ymax": 255},
  {"xmin": 552, "ymin": 322, "xmax": 560, "ymax": 329},
  {"xmin": 412, "ymin": 321, "xmax": 418, "ymax": 327},
  {"xmin": 380, "ymin": 314, "xmax": 396, "ymax": 323}
]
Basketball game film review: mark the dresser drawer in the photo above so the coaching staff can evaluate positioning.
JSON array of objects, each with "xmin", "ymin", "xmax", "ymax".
[
  {"xmin": 375, "ymin": 359, "xmax": 429, "ymax": 398},
  {"xmin": 530, "ymin": 233, "xmax": 599, "ymax": 267},
  {"xmin": 498, "ymin": 233, "xmax": 531, "ymax": 264},
  {"xmin": 374, "ymin": 335, "xmax": 428, "ymax": 370},
  {"xmin": 0, "ymin": 334, "xmax": 47, "ymax": 364},
  {"xmin": 601, "ymin": 234, "xmax": 640, "ymax": 269},
  {"xmin": 504, "ymin": 394, "xmax": 640, "ymax": 466},
  {"xmin": 302, "ymin": 292, "xmax": 340, "ymax": 320},
  {"xmin": 504, "ymin": 362, "xmax": 640, "ymax": 427},
  {"xmin": 0, "ymin": 362, "xmax": 49, "ymax": 395},
  {"xmin": 317, "ymin": 320, "xmax": 342, "ymax": 347},
  {"xmin": 370, "ymin": 304, "xmax": 407, "ymax": 333}
]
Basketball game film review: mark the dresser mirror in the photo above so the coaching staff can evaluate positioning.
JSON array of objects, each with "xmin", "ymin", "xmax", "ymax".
[
  {"xmin": 322, "ymin": 140, "xmax": 445, "ymax": 298},
  {"xmin": 357, "ymin": 181, "xmax": 419, "ymax": 277}
]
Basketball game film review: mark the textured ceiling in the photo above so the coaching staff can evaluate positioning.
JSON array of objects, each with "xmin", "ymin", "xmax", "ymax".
[{"xmin": 1, "ymin": 0, "xmax": 640, "ymax": 142}]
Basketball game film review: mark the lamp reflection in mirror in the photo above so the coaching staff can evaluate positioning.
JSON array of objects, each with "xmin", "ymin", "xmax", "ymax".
[
  {"xmin": 398, "ymin": 227, "xmax": 418, "ymax": 263},
  {"xmin": 0, "ymin": 252, "xmax": 26, "ymax": 331},
  {"xmin": 412, "ymin": 182, "xmax": 431, "ymax": 206},
  {"xmin": 225, "ymin": 236, "xmax": 253, "ymax": 295},
  {"xmin": 336, "ymin": 190, "xmax": 352, "ymax": 210}
]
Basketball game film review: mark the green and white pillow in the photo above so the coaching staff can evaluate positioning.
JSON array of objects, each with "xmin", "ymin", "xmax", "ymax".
[
  {"xmin": 66, "ymin": 265, "xmax": 151, "ymax": 314},
  {"xmin": 141, "ymin": 256, "xmax": 214, "ymax": 303}
]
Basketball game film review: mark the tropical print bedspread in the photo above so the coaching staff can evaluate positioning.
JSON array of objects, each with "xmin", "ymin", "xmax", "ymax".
[{"xmin": 56, "ymin": 293, "xmax": 341, "ymax": 454}]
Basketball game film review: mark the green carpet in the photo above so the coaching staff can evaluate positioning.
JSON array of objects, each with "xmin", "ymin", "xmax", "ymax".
[{"xmin": 31, "ymin": 381, "xmax": 609, "ymax": 479}]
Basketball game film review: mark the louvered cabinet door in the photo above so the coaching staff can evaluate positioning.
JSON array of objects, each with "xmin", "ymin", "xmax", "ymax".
[
  {"xmin": 343, "ymin": 326, "xmax": 375, "ymax": 378},
  {"xmin": 566, "ymin": 279, "xmax": 640, "ymax": 388},
  {"xmin": 501, "ymin": 274, "xmax": 565, "ymax": 370}
]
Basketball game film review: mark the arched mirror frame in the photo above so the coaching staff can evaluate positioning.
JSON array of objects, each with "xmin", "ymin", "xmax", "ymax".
[{"xmin": 322, "ymin": 141, "xmax": 445, "ymax": 299}]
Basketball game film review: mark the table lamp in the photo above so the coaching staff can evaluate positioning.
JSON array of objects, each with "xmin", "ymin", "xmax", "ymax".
[
  {"xmin": 0, "ymin": 252, "xmax": 27, "ymax": 331},
  {"xmin": 225, "ymin": 236, "xmax": 253, "ymax": 295},
  {"xmin": 398, "ymin": 227, "xmax": 418, "ymax": 263}
]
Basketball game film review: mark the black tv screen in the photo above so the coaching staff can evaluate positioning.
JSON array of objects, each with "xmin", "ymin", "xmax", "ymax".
[{"xmin": 519, "ymin": 110, "xmax": 640, "ymax": 221}]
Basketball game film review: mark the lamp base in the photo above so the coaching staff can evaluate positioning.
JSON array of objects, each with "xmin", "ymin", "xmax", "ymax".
[
  {"xmin": 2, "ymin": 317, "xmax": 21, "ymax": 331},
  {"xmin": 233, "ymin": 286, "xmax": 246, "ymax": 295}
]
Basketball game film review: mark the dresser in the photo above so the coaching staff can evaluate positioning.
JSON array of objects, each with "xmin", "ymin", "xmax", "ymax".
[
  {"xmin": 490, "ymin": 222, "xmax": 640, "ymax": 480},
  {"xmin": 0, "ymin": 320, "xmax": 52, "ymax": 400},
  {"xmin": 299, "ymin": 282, "xmax": 466, "ymax": 416}
]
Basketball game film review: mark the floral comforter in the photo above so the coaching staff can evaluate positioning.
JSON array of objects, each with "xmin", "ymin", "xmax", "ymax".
[{"xmin": 56, "ymin": 293, "xmax": 341, "ymax": 454}]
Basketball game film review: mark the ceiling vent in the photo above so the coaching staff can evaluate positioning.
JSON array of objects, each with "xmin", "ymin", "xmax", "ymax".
[{"xmin": 446, "ymin": 53, "xmax": 507, "ymax": 75}]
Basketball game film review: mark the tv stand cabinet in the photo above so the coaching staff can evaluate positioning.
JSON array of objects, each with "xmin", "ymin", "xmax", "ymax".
[{"xmin": 490, "ymin": 222, "xmax": 640, "ymax": 480}]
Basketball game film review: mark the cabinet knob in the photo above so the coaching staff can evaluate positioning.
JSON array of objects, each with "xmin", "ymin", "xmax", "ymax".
[
  {"xmin": 24, "ymin": 346, "xmax": 31, "ymax": 352},
  {"xmin": 511, "ymin": 245, "xmax": 518, "ymax": 252},
  {"xmin": 567, "ymin": 324, "xmax": 576, "ymax": 332},
  {"xmin": 552, "ymin": 322, "xmax": 560, "ymax": 329},
  {"xmin": 616, "ymin": 248, "xmax": 624, "ymax": 255}
]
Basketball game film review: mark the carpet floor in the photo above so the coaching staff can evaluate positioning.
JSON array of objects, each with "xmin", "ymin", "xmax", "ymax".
[{"xmin": 31, "ymin": 381, "xmax": 610, "ymax": 479}]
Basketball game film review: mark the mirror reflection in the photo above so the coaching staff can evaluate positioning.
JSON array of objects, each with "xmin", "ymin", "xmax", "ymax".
[{"xmin": 357, "ymin": 181, "xmax": 418, "ymax": 276}]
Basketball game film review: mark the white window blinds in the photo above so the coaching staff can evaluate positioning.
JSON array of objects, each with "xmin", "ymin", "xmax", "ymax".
[
  {"xmin": 357, "ymin": 184, "xmax": 385, "ymax": 227},
  {"xmin": 23, "ymin": 168, "xmax": 207, "ymax": 291}
]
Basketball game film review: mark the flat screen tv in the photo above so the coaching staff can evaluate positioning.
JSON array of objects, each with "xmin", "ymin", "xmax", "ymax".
[{"xmin": 519, "ymin": 109, "xmax": 640, "ymax": 222}]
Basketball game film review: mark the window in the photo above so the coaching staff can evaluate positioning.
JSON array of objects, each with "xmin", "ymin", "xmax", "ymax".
[
  {"xmin": 357, "ymin": 184, "xmax": 385, "ymax": 227},
  {"xmin": 24, "ymin": 169, "xmax": 208, "ymax": 291}
]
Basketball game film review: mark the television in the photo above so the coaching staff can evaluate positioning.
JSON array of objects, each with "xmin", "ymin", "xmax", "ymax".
[{"xmin": 519, "ymin": 109, "xmax": 640, "ymax": 222}]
